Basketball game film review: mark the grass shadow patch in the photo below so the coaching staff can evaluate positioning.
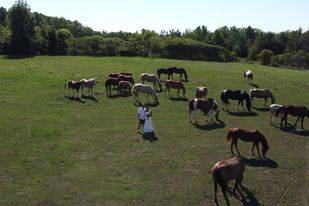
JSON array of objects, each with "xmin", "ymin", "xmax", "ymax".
[
  {"xmin": 242, "ymin": 157, "xmax": 278, "ymax": 168},
  {"xmin": 65, "ymin": 96, "xmax": 86, "ymax": 104},
  {"xmin": 253, "ymin": 107, "xmax": 270, "ymax": 112},
  {"xmin": 192, "ymin": 119, "xmax": 225, "ymax": 131},
  {"xmin": 273, "ymin": 123, "xmax": 309, "ymax": 137},
  {"xmin": 167, "ymin": 96, "xmax": 189, "ymax": 102},
  {"xmin": 227, "ymin": 111, "xmax": 257, "ymax": 117},
  {"xmin": 81, "ymin": 94, "xmax": 98, "ymax": 102}
]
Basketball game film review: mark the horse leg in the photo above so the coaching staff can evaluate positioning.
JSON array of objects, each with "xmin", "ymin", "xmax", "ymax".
[
  {"xmin": 231, "ymin": 141, "xmax": 235, "ymax": 156},
  {"xmin": 256, "ymin": 143, "xmax": 261, "ymax": 158},
  {"xmin": 241, "ymin": 100, "xmax": 244, "ymax": 111},
  {"xmin": 251, "ymin": 143, "xmax": 256, "ymax": 156},
  {"xmin": 233, "ymin": 179, "xmax": 239, "ymax": 196},
  {"xmin": 264, "ymin": 98, "xmax": 268, "ymax": 106},
  {"xmin": 177, "ymin": 89, "xmax": 180, "ymax": 97},
  {"xmin": 295, "ymin": 116, "xmax": 301, "ymax": 127},
  {"xmin": 236, "ymin": 100, "xmax": 240, "ymax": 111},
  {"xmin": 301, "ymin": 116, "xmax": 305, "ymax": 129},
  {"xmin": 214, "ymin": 180, "xmax": 218, "ymax": 205},
  {"xmin": 235, "ymin": 139, "xmax": 241, "ymax": 156},
  {"xmin": 280, "ymin": 114, "xmax": 286, "ymax": 128},
  {"xmin": 147, "ymin": 94, "xmax": 149, "ymax": 103},
  {"xmin": 222, "ymin": 186, "xmax": 230, "ymax": 206},
  {"xmin": 284, "ymin": 115, "xmax": 288, "ymax": 128}
]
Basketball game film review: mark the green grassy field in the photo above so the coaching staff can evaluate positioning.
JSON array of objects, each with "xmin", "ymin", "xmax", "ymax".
[{"xmin": 0, "ymin": 56, "xmax": 308, "ymax": 206}]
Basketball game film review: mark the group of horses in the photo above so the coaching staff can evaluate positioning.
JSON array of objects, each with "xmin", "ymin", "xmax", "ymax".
[
  {"xmin": 65, "ymin": 68, "xmax": 308, "ymax": 205},
  {"xmin": 64, "ymin": 78, "xmax": 96, "ymax": 98}
]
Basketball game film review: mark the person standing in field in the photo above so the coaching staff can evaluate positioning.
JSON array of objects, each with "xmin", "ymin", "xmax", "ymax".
[
  {"xmin": 137, "ymin": 105, "xmax": 146, "ymax": 132},
  {"xmin": 143, "ymin": 107, "xmax": 158, "ymax": 141}
]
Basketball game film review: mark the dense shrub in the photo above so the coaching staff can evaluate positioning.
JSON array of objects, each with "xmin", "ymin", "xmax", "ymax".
[
  {"xmin": 272, "ymin": 51, "xmax": 309, "ymax": 69},
  {"xmin": 258, "ymin": 49, "xmax": 273, "ymax": 65}
]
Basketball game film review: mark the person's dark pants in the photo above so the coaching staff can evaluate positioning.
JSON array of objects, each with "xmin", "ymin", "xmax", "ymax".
[{"xmin": 138, "ymin": 119, "xmax": 145, "ymax": 131}]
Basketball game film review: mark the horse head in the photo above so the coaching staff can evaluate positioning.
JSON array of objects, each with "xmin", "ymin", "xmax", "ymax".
[{"xmin": 262, "ymin": 146, "xmax": 269, "ymax": 158}]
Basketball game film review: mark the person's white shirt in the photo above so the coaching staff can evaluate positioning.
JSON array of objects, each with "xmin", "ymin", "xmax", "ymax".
[
  {"xmin": 143, "ymin": 113, "xmax": 154, "ymax": 133},
  {"xmin": 138, "ymin": 107, "xmax": 146, "ymax": 120}
]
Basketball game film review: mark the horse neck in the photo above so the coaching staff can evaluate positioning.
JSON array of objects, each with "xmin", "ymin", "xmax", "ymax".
[
  {"xmin": 259, "ymin": 135, "xmax": 268, "ymax": 149},
  {"xmin": 269, "ymin": 93, "xmax": 275, "ymax": 103}
]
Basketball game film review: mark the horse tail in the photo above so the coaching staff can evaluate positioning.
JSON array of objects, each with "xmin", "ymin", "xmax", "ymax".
[
  {"xmin": 226, "ymin": 129, "xmax": 234, "ymax": 142},
  {"xmin": 212, "ymin": 168, "xmax": 226, "ymax": 191}
]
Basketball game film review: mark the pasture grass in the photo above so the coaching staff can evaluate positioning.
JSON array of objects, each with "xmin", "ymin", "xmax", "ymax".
[{"xmin": 0, "ymin": 56, "xmax": 308, "ymax": 205}]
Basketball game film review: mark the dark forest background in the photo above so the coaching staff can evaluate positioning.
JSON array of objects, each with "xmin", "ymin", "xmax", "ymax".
[{"xmin": 1, "ymin": 0, "xmax": 308, "ymax": 69}]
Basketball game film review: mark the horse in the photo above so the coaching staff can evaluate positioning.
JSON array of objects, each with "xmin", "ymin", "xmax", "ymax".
[
  {"xmin": 164, "ymin": 80, "xmax": 186, "ymax": 98},
  {"xmin": 195, "ymin": 86, "xmax": 208, "ymax": 99},
  {"xmin": 131, "ymin": 83, "xmax": 159, "ymax": 105},
  {"xmin": 227, "ymin": 128, "xmax": 269, "ymax": 158},
  {"xmin": 118, "ymin": 81, "xmax": 132, "ymax": 94},
  {"xmin": 157, "ymin": 67, "xmax": 188, "ymax": 81},
  {"xmin": 221, "ymin": 90, "xmax": 252, "ymax": 112},
  {"xmin": 212, "ymin": 157, "xmax": 245, "ymax": 205},
  {"xmin": 140, "ymin": 73, "xmax": 162, "ymax": 91},
  {"xmin": 244, "ymin": 70, "xmax": 253, "ymax": 82},
  {"xmin": 189, "ymin": 98, "xmax": 219, "ymax": 124},
  {"xmin": 120, "ymin": 72, "xmax": 132, "ymax": 76},
  {"xmin": 117, "ymin": 74, "xmax": 134, "ymax": 85},
  {"xmin": 108, "ymin": 72, "xmax": 133, "ymax": 78},
  {"xmin": 65, "ymin": 80, "xmax": 82, "ymax": 98},
  {"xmin": 278, "ymin": 105, "xmax": 309, "ymax": 129},
  {"xmin": 269, "ymin": 104, "xmax": 284, "ymax": 124},
  {"xmin": 105, "ymin": 78, "xmax": 120, "ymax": 96},
  {"xmin": 250, "ymin": 88, "xmax": 275, "ymax": 106},
  {"xmin": 80, "ymin": 78, "xmax": 96, "ymax": 96}
]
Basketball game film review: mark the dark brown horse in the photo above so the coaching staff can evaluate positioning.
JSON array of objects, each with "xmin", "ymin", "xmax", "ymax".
[
  {"xmin": 117, "ymin": 74, "xmax": 134, "ymax": 84},
  {"xmin": 65, "ymin": 80, "xmax": 82, "ymax": 98},
  {"xmin": 278, "ymin": 105, "xmax": 309, "ymax": 129},
  {"xmin": 157, "ymin": 67, "xmax": 188, "ymax": 81},
  {"xmin": 212, "ymin": 157, "xmax": 245, "ymax": 205},
  {"xmin": 164, "ymin": 80, "xmax": 186, "ymax": 97},
  {"xmin": 227, "ymin": 128, "xmax": 269, "ymax": 158},
  {"xmin": 189, "ymin": 98, "xmax": 219, "ymax": 123},
  {"xmin": 105, "ymin": 78, "xmax": 120, "ymax": 96}
]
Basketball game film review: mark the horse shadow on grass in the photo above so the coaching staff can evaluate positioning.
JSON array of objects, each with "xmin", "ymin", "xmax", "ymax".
[
  {"xmin": 192, "ymin": 119, "xmax": 225, "ymax": 131},
  {"xmin": 167, "ymin": 96, "xmax": 189, "ymax": 102},
  {"xmin": 253, "ymin": 107, "xmax": 270, "ymax": 112},
  {"xmin": 65, "ymin": 96, "xmax": 86, "ymax": 104},
  {"xmin": 134, "ymin": 101, "xmax": 160, "ymax": 107},
  {"xmin": 107, "ymin": 92, "xmax": 132, "ymax": 98},
  {"xmin": 248, "ymin": 83, "xmax": 259, "ymax": 88},
  {"xmin": 238, "ymin": 185, "xmax": 261, "ymax": 206},
  {"xmin": 139, "ymin": 132, "xmax": 158, "ymax": 142},
  {"xmin": 272, "ymin": 123, "xmax": 309, "ymax": 137},
  {"xmin": 81, "ymin": 94, "xmax": 98, "ymax": 102},
  {"xmin": 242, "ymin": 157, "xmax": 278, "ymax": 168},
  {"xmin": 227, "ymin": 111, "xmax": 258, "ymax": 117}
]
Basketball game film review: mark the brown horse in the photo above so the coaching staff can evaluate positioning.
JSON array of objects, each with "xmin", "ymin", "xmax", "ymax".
[
  {"xmin": 105, "ymin": 78, "xmax": 120, "ymax": 96},
  {"xmin": 212, "ymin": 157, "xmax": 245, "ymax": 205},
  {"xmin": 195, "ymin": 86, "xmax": 208, "ymax": 99},
  {"xmin": 118, "ymin": 81, "xmax": 132, "ymax": 94},
  {"xmin": 250, "ymin": 88, "xmax": 275, "ymax": 106},
  {"xmin": 227, "ymin": 128, "xmax": 269, "ymax": 158},
  {"xmin": 118, "ymin": 74, "xmax": 134, "ymax": 84},
  {"xmin": 189, "ymin": 98, "xmax": 219, "ymax": 123},
  {"xmin": 65, "ymin": 80, "xmax": 82, "ymax": 98},
  {"xmin": 164, "ymin": 80, "xmax": 186, "ymax": 97},
  {"xmin": 278, "ymin": 105, "xmax": 309, "ymax": 129},
  {"xmin": 244, "ymin": 70, "xmax": 253, "ymax": 82}
]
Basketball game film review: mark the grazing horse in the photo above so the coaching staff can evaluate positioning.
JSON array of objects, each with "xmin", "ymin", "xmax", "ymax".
[
  {"xmin": 131, "ymin": 83, "xmax": 158, "ymax": 105},
  {"xmin": 105, "ymin": 78, "xmax": 120, "ymax": 96},
  {"xmin": 221, "ymin": 90, "xmax": 252, "ymax": 112},
  {"xmin": 108, "ymin": 72, "xmax": 132, "ymax": 79},
  {"xmin": 120, "ymin": 72, "xmax": 132, "ymax": 76},
  {"xmin": 269, "ymin": 104, "xmax": 284, "ymax": 124},
  {"xmin": 227, "ymin": 128, "xmax": 269, "ymax": 158},
  {"xmin": 250, "ymin": 88, "xmax": 275, "ymax": 106},
  {"xmin": 195, "ymin": 86, "xmax": 208, "ymax": 99},
  {"xmin": 189, "ymin": 98, "xmax": 219, "ymax": 124},
  {"xmin": 140, "ymin": 73, "xmax": 162, "ymax": 91},
  {"xmin": 164, "ymin": 80, "xmax": 186, "ymax": 97},
  {"xmin": 278, "ymin": 105, "xmax": 309, "ymax": 129},
  {"xmin": 157, "ymin": 67, "xmax": 188, "ymax": 81},
  {"xmin": 118, "ymin": 81, "xmax": 132, "ymax": 94},
  {"xmin": 80, "ymin": 78, "xmax": 96, "ymax": 96},
  {"xmin": 212, "ymin": 157, "xmax": 245, "ymax": 205},
  {"xmin": 65, "ymin": 80, "xmax": 82, "ymax": 98},
  {"xmin": 117, "ymin": 74, "xmax": 134, "ymax": 85},
  {"xmin": 244, "ymin": 70, "xmax": 253, "ymax": 82}
]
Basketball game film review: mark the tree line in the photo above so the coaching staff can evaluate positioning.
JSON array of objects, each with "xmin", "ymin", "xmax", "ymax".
[{"xmin": 0, "ymin": 0, "xmax": 308, "ymax": 69}]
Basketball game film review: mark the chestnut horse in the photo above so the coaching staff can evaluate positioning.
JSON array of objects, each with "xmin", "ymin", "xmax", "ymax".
[
  {"xmin": 80, "ymin": 78, "xmax": 96, "ymax": 96},
  {"xmin": 195, "ymin": 86, "xmax": 208, "ymax": 99},
  {"xmin": 269, "ymin": 104, "xmax": 284, "ymax": 124},
  {"xmin": 189, "ymin": 98, "xmax": 219, "ymax": 124},
  {"xmin": 244, "ymin": 70, "xmax": 253, "ymax": 82},
  {"xmin": 65, "ymin": 80, "xmax": 82, "ymax": 98},
  {"xmin": 212, "ymin": 157, "xmax": 245, "ymax": 205},
  {"xmin": 157, "ymin": 67, "xmax": 188, "ymax": 81},
  {"xmin": 131, "ymin": 83, "xmax": 158, "ymax": 105},
  {"xmin": 164, "ymin": 80, "xmax": 186, "ymax": 97},
  {"xmin": 250, "ymin": 88, "xmax": 275, "ymax": 106},
  {"xmin": 227, "ymin": 128, "xmax": 269, "ymax": 158},
  {"xmin": 278, "ymin": 105, "xmax": 309, "ymax": 129},
  {"xmin": 221, "ymin": 89, "xmax": 252, "ymax": 112},
  {"xmin": 117, "ymin": 74, "xmax": 134, "ymax": 85},
  {"xmin": 105, "ymin": 78, "xmax": 119, "ymax": 96},
  {"xmin": 118, "ymin": 81, "xmax": 132, "ymax": 94},
  {"xmin": 140, "ymin": 73, "xmax": 162, "ymax": 91}
]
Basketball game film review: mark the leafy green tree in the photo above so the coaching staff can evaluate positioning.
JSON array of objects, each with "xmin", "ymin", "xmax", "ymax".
[
  {"xmin": 55, "ymin": 28, "xmax": 72, "ymax": 54},
  {"xmin": 258, "ymin": 49, "xmax": 273, "ymax": 65},
  {"xmin": 0, "ymin": 7, "xmax": 7, "ymax": 26},
  {"xmin": 0, "ymin": 26, "xmax": 11, "ymax": 53}
]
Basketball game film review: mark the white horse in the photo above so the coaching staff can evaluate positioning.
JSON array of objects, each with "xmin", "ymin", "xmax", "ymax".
[
  {"xmin": 131, "ymin": 83, "xmax": 158, "ymax": 105},
  {"xmin": 269, "ymin": 104, "xmax": 284, "ymax": 124},
  {"xmin": 140, "ymin": 73, "xmax": 162, "ymax": 91},
  {"xmin": 80, "ymin": 78, "xmax": 96, "ymax": 96}
]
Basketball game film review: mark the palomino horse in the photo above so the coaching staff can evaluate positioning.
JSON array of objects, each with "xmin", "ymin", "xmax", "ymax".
[
  {"xmin": 157, "ymin": 67, "xmax": 188, "ymax": 81},
  {"xmin": 118, "ymin": 81, "xmax": 132, "ymax": 94},
  {"xmin": 250, "ymin": 88, "xmax": 275, "ymax": 106},
  {"xmin": 189, "ymin": 98, "xmax": 219, "ymax": 124},
  {"xmin": 164, "ymin": 80, "xmax": 186, "ymax": 98},
  {"xmin": 131, "ymin": 83, "xmax": 159, "ymax": 105},
  {"xmin": 212, "ymin": 157, "xmax": 245, "ymax": 205},
  {"xmin": 105, "ymin": 78, "xmax": 120, "ymax": 96},
  {"xmin": 195, "ymin": 86, "xmax": 208, "ymax": 99},
  {"xmin": 244, "ymin": 70, "xmax": 253, "ymax": 82},
  {"xmin": 65, "ymin": 80, "xmax": 82, "ymax": 98},
  {"xmin": 227, "ymin": 128, "xmax": 269, "ymax": 158},
  {"xmin": 278, "ymin": 105, "xmax": 309, "ymax": 129},
  {"xmin": 221, "ymin": 90, "xmax": 252, "ymax": 112},
  {"xmin": 140, "ymin": 73, "xmax": 162, "ymax": 91},
  {"xmin": 117, "ymin": 74, "xmax": 134, "ymax": 85},
  {"xmin": 269, "ymin": 104, "xmax": 284, "ymax": 124},
  {"xmin": 80, "ymin": 78, "xmax": 96, "ymax": 96}
]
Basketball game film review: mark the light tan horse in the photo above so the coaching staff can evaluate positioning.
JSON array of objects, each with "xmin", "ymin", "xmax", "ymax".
[
  {"xmin": 212, "ymin": 157, "xmax": 245, "ymax": 205},
  {"xmin": 131, "ymin": 83, "xmax": 158, "ymax": 105},
  {"xmin": 250, "ymin": 88, "xmax": 275, "ymax": 106},
  {"xmin": 140, "ymin": 73, "xmax": 162, "ymax": 91},
  {"xmin": 195, "ymin": 86, "xmax": 208, "ymax": 99},
  {"xmin": 80, "ymin": 78, "xmax": 96, "ymax": 96}
]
